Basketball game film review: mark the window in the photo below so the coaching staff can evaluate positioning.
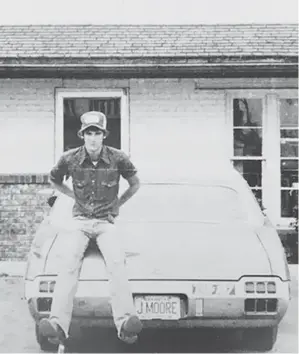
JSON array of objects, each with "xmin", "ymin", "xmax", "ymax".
[
  {"xmin": 280, "ymin": 98, "xmax": 298, "ymax": 218},
  {"xmin": 55, "ymin": 89, "xmax": 129, "ymax": 161},
  {"xmin": 232, "ymin": 98, "xmax": 264, "ymax": 206},
  {"xmin": 227, "ymin": 90, "xmax": 298, "ymax": 227},
  {"xmin": 63, "ymin": 98, "xmax": 121, "ymax": 151}
]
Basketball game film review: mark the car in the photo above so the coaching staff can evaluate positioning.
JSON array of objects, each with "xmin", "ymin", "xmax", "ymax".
[{"xmin": 24, "ymin": 167, "xmax": 291, "ymax": 352}]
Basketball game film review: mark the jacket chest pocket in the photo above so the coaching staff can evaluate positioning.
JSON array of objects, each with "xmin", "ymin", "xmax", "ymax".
[
  {"xmin": 97, "ymin": 174, "xmax": 119, "ymax": 201},
  {"xmin": 73, "ymin": 180, "xmax": 88, "ymax": 200}
]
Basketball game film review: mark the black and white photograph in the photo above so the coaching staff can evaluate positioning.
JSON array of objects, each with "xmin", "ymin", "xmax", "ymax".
[{"xmin": 0, "ymin": 0, "xmax": 298, "ymax": 352}]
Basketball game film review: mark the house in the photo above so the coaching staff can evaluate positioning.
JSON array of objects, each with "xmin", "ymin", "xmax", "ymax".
[{"xmin": 0, "ymin": 24, "xmax": 298, "ymax": 261}]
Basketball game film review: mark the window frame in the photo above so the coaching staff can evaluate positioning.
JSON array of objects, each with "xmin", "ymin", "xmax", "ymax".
[
  {"xmin": 225, "ymin": 89, "xmax": 298, "ymax": 229},
  {"xmin": 54, "ymin": 89, "xmax": 130, "ymax": 162},
  {"xmin": 277, "ymin": 92, "xmax": 299, "ymax": 225}
]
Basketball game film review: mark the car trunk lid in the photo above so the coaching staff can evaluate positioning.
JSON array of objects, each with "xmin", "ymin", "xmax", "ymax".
[{"xmin": 44, "ymin": 221, "xmax": 271, "ymax": 280}]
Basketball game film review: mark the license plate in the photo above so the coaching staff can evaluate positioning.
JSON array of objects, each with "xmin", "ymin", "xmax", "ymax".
[{"xmin": 134, "ymin": 295, "xmax": 181, "ymax": 320}]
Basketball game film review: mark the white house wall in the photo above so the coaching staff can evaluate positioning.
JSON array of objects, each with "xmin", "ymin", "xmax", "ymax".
[
  {"xmin": 129, "ymin": 79, "xmax": 228, "ymax": 182},
  {"xmin": 0, "ymin": 77, "xmax": 297, "ymax": 261},
  {"xmin": 0, "ymin": 79, "xmax": 60, "ymax": 173},
  {"xmin": 0, "ymin": 77, "xmax": 296, "ymax": 178}
]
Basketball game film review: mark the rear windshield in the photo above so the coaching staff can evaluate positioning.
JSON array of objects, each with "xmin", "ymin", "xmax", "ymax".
[{"xmin": 119, "ymin": 184, "xmax": 256, "ymax": 223}]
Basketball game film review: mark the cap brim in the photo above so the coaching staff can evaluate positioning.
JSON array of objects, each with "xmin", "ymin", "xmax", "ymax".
[{"xmin": 78, "ymin": 124, "xmax": 109, "ymax": 138}]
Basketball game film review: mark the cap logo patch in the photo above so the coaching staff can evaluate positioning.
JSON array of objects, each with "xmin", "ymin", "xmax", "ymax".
[{"xmin": 83, "ymin": 115, "xmax": 102, "ymax": 124}]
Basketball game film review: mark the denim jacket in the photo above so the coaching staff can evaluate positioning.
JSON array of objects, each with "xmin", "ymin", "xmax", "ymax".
[{"xmin": 49, "ymin": 145, "xmax": 137, "ymax": 220}]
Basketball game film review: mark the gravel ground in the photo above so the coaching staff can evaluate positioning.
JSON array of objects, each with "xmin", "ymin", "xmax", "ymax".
[{"xmin": 0, "ymin": 266, "xmax": 297, "ymax": 353}]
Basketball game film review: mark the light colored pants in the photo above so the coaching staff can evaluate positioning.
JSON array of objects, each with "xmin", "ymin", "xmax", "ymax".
[{"xmin": 49, "ymin": 216, "xmax": 136, "ymax": 338}]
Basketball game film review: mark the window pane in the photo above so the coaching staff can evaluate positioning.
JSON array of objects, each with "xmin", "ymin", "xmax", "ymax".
[
  {"xmin": 280, "ymin": 140, "xmax": 299, "ymax": 157},
  {"xmin": 280, "ymin": 99, "xmax": 298, "ymax": 128},
  {"xmin": 233, "ymin": 99, "xmax": 263, "ymax": 127},
  {"xmin": 234, "ymin": 128, "xmax": 262, "ymax": 156},
  {"xmin": 252, "ymin": 189, "xmax": 263, "ymax": 208},
  {"xmin": 280, "ymin": 129, "xmax": 299, "ymax": 139},
  {"xmin": 281, "ymin": 159, "xmax": 299, "ymax": 187},
  {"xmin": 281, "ymin": 189, "xmax": 298, "ymax": 218},
  {"xmin": 233, "ymin": 160, "xmax": 262, "ymax": 187}
]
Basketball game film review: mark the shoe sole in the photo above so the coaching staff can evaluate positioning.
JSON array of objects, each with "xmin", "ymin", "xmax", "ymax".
[
  {"xmin": 122, "ymin": 315, "xmax": 143, "ymax": 335},
  {"xmin": 39, "ymin": 318, "xmax": 62, "ymax": 342},
  {"xmin": 121, "ymin": 334, "xmax": 138, "ymax": 345}
]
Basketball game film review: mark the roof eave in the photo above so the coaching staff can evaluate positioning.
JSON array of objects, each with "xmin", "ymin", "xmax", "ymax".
[{"xmin": 0, "ymin": 61, "xmax": 297, "ymax": 78}]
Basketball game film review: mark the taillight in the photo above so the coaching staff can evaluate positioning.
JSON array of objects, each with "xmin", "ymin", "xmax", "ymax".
[
  {"xmin": 267, "ymin": 282, "xmax": 276, "ymax": 294},
  {"xmin": 245, "ymin": 282, "xmax": 255, "ymax": 293},
  {"xmin": 39, "ymin": 280, "xmax": 56, "ymax": 293},
  {"xmin": 39, "ymin": 281, "xmax": 49, "ymax": 293},
  {"xmin": 245, "ymin": 281, "xmax": 276, "ymax": 294},
  {"xmin": 256, "ymin": 282, "xmax": 266, "ymax": 293},
  {"xmin": 49, "ymin": 281, "xmax": 56, "ymax": 293}
]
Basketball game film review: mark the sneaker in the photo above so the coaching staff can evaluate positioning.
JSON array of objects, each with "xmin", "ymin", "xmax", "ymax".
[
  {"xmin": 38, "ymin": 318, "xmax": 66, "ymax": 344},
  {"xmin": 119, "ymin": 315, "xmax": 143, "ymax": 344}
]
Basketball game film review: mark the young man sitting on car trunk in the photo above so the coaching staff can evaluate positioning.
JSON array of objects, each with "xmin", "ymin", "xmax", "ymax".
[{"xmin": 38, "ymin": 111, "xmax": 143, "ymax": 345}]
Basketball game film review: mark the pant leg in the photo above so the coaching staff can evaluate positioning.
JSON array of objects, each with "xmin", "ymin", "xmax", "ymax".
[
  {"xmin": 94, "ymin": 222, "xmax": 136, "ymax": 337},
  {"xmin": 30, "ymin": 216, "xmax": 52, "ymax": 257},
  {"xmin": 49, "ymin": 224, "xmax": 90, "ymax": 337}
]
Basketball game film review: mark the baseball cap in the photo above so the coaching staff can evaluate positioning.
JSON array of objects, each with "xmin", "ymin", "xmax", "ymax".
[{"xmin": 77, "ymin": 111, "xmax": 109, "ymax": 138}]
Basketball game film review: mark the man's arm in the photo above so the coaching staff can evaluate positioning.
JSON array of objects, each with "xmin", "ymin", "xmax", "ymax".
[
  {"xmin": 118, "ymin": 174, "xmax": 140, "ymax": 207},
  {"xmin": 49, "ymin": 155, "xmax": 75, "ymax": 199},
  {"xmin": 117, "ymin": 153, "xmax": 140, "ymax": 208},
  {"xmin": 49, "ymin": 180, "xmax": 75, "ymax": 200}
]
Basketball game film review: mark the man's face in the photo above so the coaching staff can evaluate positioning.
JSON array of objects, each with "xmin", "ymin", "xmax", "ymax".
[{"xmin": 83, "ymin": 127, "xmax": 105, "ymax": 152}]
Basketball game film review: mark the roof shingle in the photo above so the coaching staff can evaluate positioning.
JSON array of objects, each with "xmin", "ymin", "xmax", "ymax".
[{"xmin": 0, "ymin": 24, "xmax": 297, "ymax": 58}]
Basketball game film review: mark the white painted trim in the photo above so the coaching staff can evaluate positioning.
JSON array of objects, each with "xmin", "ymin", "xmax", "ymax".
[
  {"xmin": 54, "ymin": 89, "xmax": 64, "ymax": 163},
  {"xmin": 55, "ymin": 89, "xmax": 129, "ymax": 97},
  {"xmin": 54, "ymin": 89, "xmax": 130, "ymax": 162},
  {"xmin": 120, "ymin": 88, "xmax": 130, "ymax": 156},
  {"xmin": 224, "ymin": 89, "xmax": 298, "ymax": 97},
  {"xmin": 195, "ymin": 78, "xmax": 298, "ymax": 89},
  {"xmin": 278, "ymin": 94, "xmax": 298, "ymax": 224},
  {"xmin": 276, "ymin": 90, "xmax": 299, "ymax": 98},
  {"xmin": 277, "ymin": 217, "xmax": 297, "ymax": 229},
  {"xmin": 225, "ymin": 92, "xmax": 234, "ymax": 158},
  {"xmin": 231, "ymin": 157, "xmax": 266, "ymax": 161},
  {"xmin": 264, "ymin": 94, "xmax": 280, "ymax": 224}
]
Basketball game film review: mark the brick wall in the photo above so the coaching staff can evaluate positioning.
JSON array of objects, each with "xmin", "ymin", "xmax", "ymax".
[
  {"xmin": 0, "ymin": 176, "xmax": 50, "ymax": 261},
  {"xmin": 0, "ymin": 77, "xmax": 297, "ymax": 261}
]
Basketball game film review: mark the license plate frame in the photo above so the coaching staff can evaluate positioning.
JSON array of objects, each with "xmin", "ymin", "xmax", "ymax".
[{"xmin": 134, "ymin": 295, "xmax": 181, "ymax": 320}]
